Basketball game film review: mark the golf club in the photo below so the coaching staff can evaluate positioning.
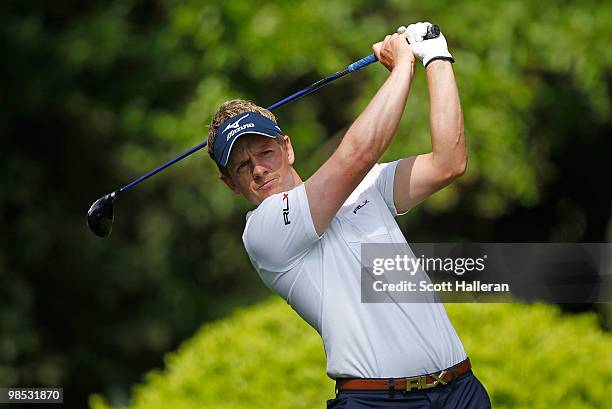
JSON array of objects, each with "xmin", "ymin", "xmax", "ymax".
[{"xmin": 87, "ymin": 25, "xmax": 440, "ymax": 237}]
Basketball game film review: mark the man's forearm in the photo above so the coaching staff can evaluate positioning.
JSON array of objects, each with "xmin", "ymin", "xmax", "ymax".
[
  {"xmin": 339, "ymin": 59, "xmax": 414, "ymax": 166},
  {"xmin": 426, "ymin": 60, "xmax": 466, "ymax": 175}
]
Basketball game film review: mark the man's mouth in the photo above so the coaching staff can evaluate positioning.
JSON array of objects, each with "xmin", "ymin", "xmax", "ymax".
[{"xmin": 257, "ymin": 177, "xmax": 277, "ymax": 191}]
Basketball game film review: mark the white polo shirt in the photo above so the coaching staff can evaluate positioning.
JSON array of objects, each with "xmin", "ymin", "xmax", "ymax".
[{"xmin": 242, "ymin": 161, "xmax": 466, "ymax": 379}]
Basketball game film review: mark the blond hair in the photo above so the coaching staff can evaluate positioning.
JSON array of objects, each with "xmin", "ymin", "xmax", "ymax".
[{"xmin": 207, "ymin": 99, "xmax": 278, "ymax": 160}]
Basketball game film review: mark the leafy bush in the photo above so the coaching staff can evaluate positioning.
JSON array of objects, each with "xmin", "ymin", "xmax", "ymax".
[{"xmin": 90, "ymin": 298, "xmax": 611, "ymax": 409}]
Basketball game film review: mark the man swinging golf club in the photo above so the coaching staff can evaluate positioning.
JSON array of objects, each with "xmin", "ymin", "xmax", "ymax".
[{"xmin": 207, "ymin": 23, "xmax": 491, "ymax": 408}]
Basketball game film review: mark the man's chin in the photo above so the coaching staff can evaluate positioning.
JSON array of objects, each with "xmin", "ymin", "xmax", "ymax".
[
  {"xmin": 256, "ymin": 187, "xmax": 281, "ymax": 203},
  {"xmin": 249, "ymin": 183, "xmax": 285, "ymax": 205}
]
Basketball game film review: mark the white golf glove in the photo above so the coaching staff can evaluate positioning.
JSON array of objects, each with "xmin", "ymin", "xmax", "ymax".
[{"xmin": 397, "ymin": 22, "xmax": 454, "ymax": 67}]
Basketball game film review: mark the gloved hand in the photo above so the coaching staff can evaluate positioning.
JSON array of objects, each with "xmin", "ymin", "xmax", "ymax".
[{"xmin": 397, "ymin": 22, "xmax": 454, "ymax": 68}]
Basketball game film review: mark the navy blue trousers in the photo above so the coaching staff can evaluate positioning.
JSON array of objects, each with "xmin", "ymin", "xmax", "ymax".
[{"xmin": 327, "ymin": 371, "xmax": 491, "ymax": 409}]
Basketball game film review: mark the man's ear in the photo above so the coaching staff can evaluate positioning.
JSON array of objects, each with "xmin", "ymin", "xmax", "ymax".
[
  {"xmin": 282, "ymin": 135, "xmax": 295, "ymax": 166},
  {"xmin": 219, "ymin": 173, "xmax": 240, "ymax": 194}
]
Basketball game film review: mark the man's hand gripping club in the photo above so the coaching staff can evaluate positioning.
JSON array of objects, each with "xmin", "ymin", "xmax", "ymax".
[{"xmin": 398, "ymin": 22, "xmax": 454, "ymax": 67}]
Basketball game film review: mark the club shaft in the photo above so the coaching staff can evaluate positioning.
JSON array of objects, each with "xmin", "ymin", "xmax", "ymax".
[
  {"xmin": 109, "ymin": 24, "xmax": 443, "ymax": 195},
  {"xmin": 266, "ymin": 69, "xmax": 350, "ymax": 111},
  {"xmin": 118, "ymin": 141, "xmax": 208, "ymax": 194},
  {"xmin": 117, "ymin": 55, "xmax": 378, "ymax": 194}
]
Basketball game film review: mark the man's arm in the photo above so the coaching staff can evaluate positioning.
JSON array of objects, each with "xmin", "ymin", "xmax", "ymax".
[
  {"xmin": 392, "ymin": 60, "xmax": 466, "ymax": 214},
  {"xmin": 305, "ymin": 33, "xmax": 415, "ymax": 235}
]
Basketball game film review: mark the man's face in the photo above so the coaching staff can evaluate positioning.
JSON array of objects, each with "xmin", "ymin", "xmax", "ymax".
[{"xmin": 220, "ymin": 134, "xmax": 297, "ymax": 205}]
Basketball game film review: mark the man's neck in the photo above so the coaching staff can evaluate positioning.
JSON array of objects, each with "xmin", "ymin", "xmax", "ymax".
[{"xmin": 289, "ymin": 168, "xmax": 303, "ymax": 187}]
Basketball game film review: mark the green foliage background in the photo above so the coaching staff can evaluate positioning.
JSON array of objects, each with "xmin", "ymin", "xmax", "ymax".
[
  {"xmin": 1, "ymin": 0, "xmax": 611, "ymax": 407},
  {"xmin": 89, "ymin": 298, "xmax": 611, "ymax": 409}
]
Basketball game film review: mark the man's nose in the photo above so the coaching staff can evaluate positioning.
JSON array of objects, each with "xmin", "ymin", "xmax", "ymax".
[{"xmin": 251, "ymin": 160, "xmax": 268, "ymax": 179}]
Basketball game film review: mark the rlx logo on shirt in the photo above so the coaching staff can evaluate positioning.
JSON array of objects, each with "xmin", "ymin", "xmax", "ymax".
[
  {"xmin": 353, "ymin": 199, "xmax": 369, "ymax": 214},
  {"xmin": 282, "ymin": 193, "xmax": 291, "ymax": 225}
]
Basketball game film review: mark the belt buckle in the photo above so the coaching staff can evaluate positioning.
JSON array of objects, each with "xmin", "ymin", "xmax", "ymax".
[{"xmin": 405, "ymin": 370, "xmax": 448, "ymax": 391}]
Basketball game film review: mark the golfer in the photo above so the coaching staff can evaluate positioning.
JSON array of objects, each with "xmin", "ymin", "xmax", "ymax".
[{"xmin": 207, "ymin": 23, "xmax": 490, "ymax": 408}]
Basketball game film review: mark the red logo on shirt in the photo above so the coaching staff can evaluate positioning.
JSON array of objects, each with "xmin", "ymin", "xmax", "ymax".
[{"xmin": 282, "ymin": 193, "xmax": 291, "ymax": 225}]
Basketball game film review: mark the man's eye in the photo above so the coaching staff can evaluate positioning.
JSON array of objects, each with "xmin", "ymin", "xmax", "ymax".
[
  {"xmin": 236, "ymin": 162, "xmax": 248, "ymax": 172},
  {"xmin": 263, "ymin": 150, "xmax": 273, "ymax": 156}
]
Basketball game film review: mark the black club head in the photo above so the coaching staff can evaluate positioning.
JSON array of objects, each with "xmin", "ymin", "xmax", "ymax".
[{"xmin": 87, "ymin": 192, "xmax": 117, "ymax": 238}]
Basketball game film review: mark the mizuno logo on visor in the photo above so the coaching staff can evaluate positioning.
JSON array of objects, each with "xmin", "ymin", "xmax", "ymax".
[
  {"xmin": 226, "ymin": 123, "xmax": 255, "ymax": 141},
  {"xmin": 222, "ymin": 114, "xmax": 250, "ymax": 134}
]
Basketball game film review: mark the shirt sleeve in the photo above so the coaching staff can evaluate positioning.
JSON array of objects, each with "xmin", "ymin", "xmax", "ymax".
[
  {"xmin": 242, "ymin": 183, "xmax": 320, "ymax": 272},
  {"xmin": 369, "ymin": 160, "xmax": 407, "ymax": 216}
]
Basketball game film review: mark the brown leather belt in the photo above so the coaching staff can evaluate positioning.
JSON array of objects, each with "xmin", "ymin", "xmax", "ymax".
[{"xmin": 336, "ymin": 358, "xmax": 471, "ymax": 392}]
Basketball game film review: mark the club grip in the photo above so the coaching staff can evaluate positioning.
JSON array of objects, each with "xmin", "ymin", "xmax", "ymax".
[
  {"xmin": 347, "ymin": 54, "xmax": 378, "ymax": 73},
  {"xmin": 347, "ymin": 24, "xmax": 441, "ymax": 73},
  {"xmin": 423, "ymin": 24, "xmax": 440, "ymax": 40}
]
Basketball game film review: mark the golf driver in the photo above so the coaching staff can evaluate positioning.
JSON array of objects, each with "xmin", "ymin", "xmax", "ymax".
[{"xmin": 87, "ymin": 25, "xmax": 440, "ymax": 237}]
